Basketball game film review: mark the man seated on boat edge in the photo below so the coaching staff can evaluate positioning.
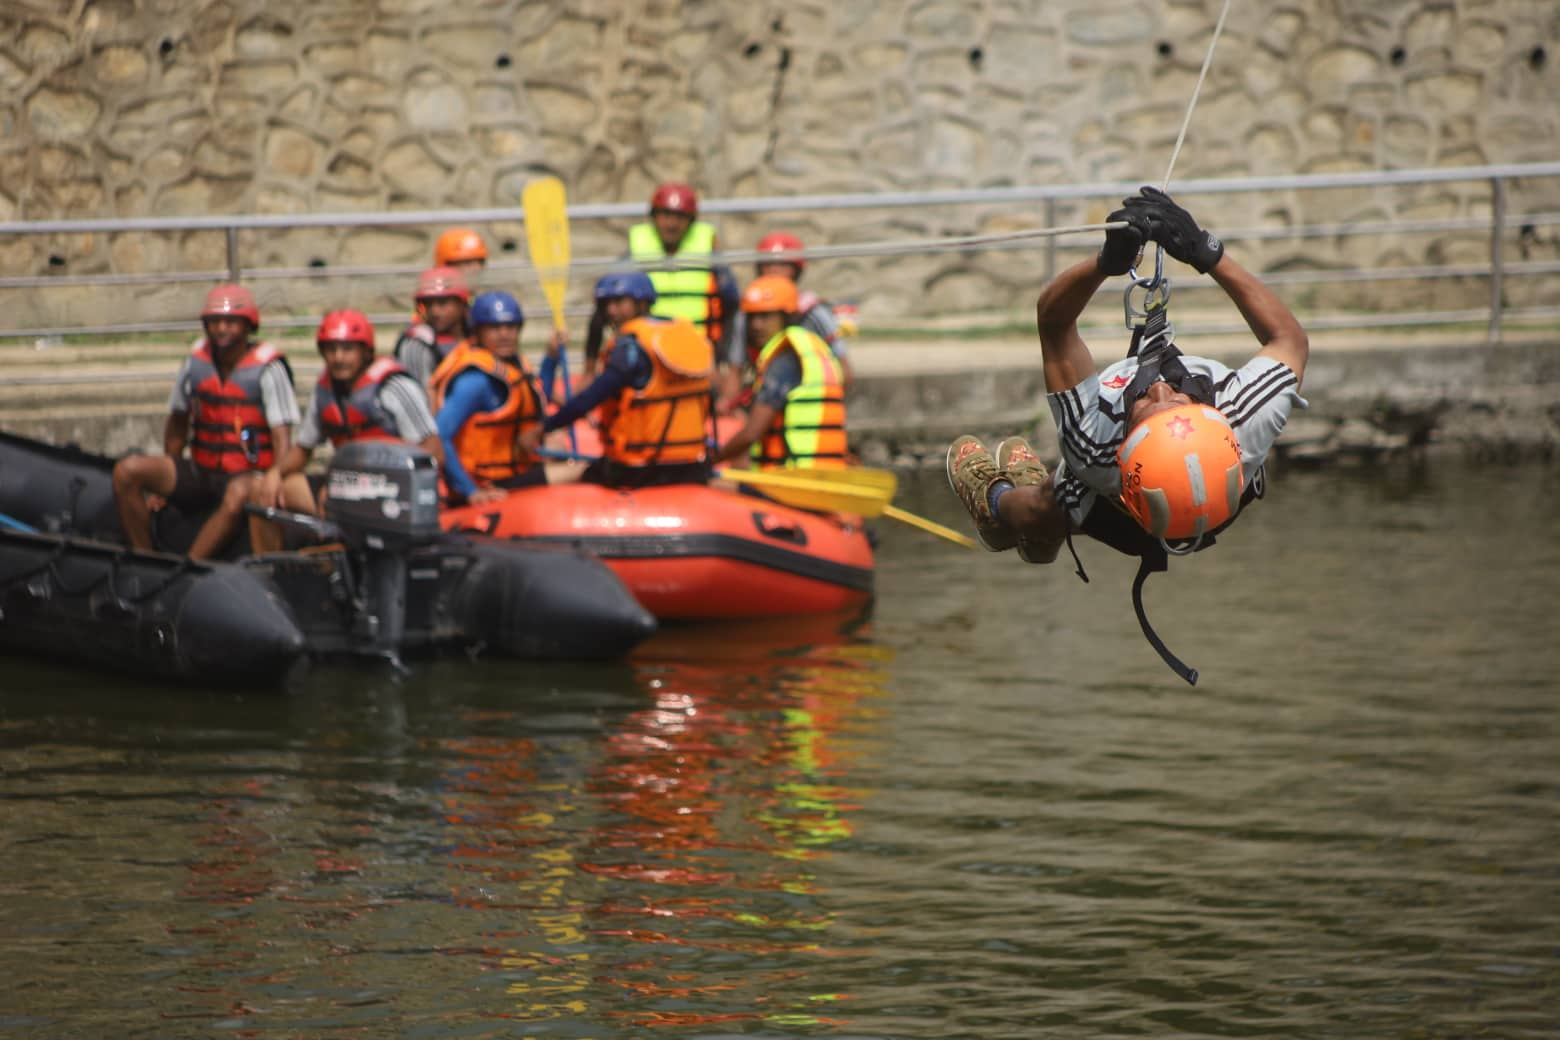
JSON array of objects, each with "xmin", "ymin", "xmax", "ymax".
[
  {"xmin": 717, "ymin": 231, "xmax": 853, "ymax": 414},
  {"xmin": 945, "ymin": 187, "xmax": 1309, "ymax": 683},
  {"xmin": 394, "ymin": 265, "xmax": 471, "ymax": 391},
  {"xmin": 111, "ymin": 283, "xmax": 299, "ymax": 560},
  {"xmin": 429, "ymin": 290, "xmax": 552, "ymax": 506},
  {"xmin": 713, "ymin": 275, "xmax": 849, "ymax": 471},
  {"xmin": 582, "ymin": 181, "xmax": 741, "ymax": 383},
  {"xmin": 249, "ymin": 309, "xmax": 443, "ymax": 554},
  {"xmin": 519, "ymin": 271, "xmax": 715, "ymax": 490}
]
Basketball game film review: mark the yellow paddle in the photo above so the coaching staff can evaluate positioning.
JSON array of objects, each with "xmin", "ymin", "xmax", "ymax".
[
  {"xmin": 522, "ymin": 176, "xmax": 570, "ymax": 330},
  {"xmin": 780, "ymin": 465, "xmax": 898, "ymax": 498},
  {"xmin": 715, "ymin": 468, "xmax": 977, "ymax": 549},
  {"xmin": 881, "ymin": 505, "xmax": 978, "ymax": 548},
  {"xmin": 522, "ymin": 175, "xmax": 576, "ymax": 452}
]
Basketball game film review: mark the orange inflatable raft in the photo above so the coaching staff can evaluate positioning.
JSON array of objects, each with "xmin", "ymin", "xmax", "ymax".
[{"xmin": 441, "ymin": 482, "xmax": 874, "ymax": 620}]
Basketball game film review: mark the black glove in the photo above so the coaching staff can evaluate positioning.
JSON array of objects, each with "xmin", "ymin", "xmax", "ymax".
[
  {"xmin": 1097, "ymin": 206, "xmax": 1149, "ymax": 276},
  {"xmin": 1125, "ymin": 186, "xmax": 1225, "ymax": 273}
]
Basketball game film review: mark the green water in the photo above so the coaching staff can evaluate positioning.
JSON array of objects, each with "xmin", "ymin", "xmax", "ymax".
[{"xmin": 1, "ymin": 465, "xmax": 1557, "ymax": 1038}]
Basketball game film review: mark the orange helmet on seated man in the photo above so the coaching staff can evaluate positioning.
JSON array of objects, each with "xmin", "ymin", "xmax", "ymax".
[
  {"xmin": 740, "ymin": 275, "xmax": 799, "ymax": 315},
  {"xmin": 434, "ymin": 228, "xmax": 487, "ymax": 266},
  {"xmin": 1117, "ymin": 404, "xmax": 1243, "ymax": 543}
]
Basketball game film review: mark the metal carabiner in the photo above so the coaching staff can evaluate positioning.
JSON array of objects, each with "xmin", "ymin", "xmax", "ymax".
[{"xmin": 1123, "ymin": 243, "xmax": 1172, "ymax": 330}]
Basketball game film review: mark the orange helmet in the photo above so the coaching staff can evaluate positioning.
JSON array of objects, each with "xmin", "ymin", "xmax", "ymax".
[
  {"xmin": 434, "ymin": 228, "xmax": 487, "ymax": 266},
  {"xmin": 316, "ymin": 309, "xmax": 375, "ymax": 351},
  {"xmin": 414, "ymin": 265, "xmax": 471, "ymax": 302},
  {"xmin": 756, "ymin": 231, "xmax": 806, "ymax": 272},
  {"xmin": 650, "ymin": 181, "xmax": 698, "ymax": 217},
  {"xmin": 201, "ymin": 283, "xmax": 260, "ymax": 328},
  {"xmin": 1118, "ymin": 404, "xmax": 1244, "ymax": 542},
  {"xmin": 741, "ymin": 275, "xmax": 799, "ymax": 315}
]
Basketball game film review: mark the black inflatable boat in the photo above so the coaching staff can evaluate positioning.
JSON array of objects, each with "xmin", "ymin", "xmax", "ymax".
[{"xmin": 0, "ymin": 433, "xmax": 656, "ymax": 679}]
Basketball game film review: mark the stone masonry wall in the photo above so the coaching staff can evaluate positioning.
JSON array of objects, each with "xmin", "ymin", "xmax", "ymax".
[{"xmin": 4, "ymin": 0, "xmax": 1559, "ymax": 330}]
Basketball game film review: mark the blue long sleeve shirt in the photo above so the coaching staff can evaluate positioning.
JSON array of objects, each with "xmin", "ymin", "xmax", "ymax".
[
  {"xmin": 435, "ymin": 368, "xmax": 509, "ymax": 497},
  {"xmin": 542, "ymin": 337, "xmax": 654, "ymax": 434}
]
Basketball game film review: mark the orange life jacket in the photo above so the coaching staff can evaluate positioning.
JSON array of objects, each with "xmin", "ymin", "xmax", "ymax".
[
  {"xmin": 600, "ymin": 317, "xmax": 714, "ymax": 468},
  {"xmin": 315, "ymin": 357, "xmax": 408, "ymax": 447},
  {"xmin": 185, "ymin": 339, "xmax": 290, "ymax": 474},
  {"xmin": 428, "ymin": 340, "xmax": 542, "ymax": 484}
]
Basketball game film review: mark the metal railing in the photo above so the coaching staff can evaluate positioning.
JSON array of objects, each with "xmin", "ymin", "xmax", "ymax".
[{"xmin": 3, "ymin": 161, "xmax": 1559, "ymax": 346}]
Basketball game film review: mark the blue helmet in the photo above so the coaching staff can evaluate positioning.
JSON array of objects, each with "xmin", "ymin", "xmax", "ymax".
[
  {"xmin": 470, "ymin": 291, "xmax": 523, "ymax": 327},
  {"xmin": 594, "ymin": 271, "xmax": 657, "ymax": 304}
]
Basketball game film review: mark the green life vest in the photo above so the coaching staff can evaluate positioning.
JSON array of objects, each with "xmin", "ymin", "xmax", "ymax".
[
  {"xmin": 628, "ymin": 221, "xmax": 720, "ymax": 335},
  {"xmin": 751, "ymin": 326, "xmax": 848, "ymax": 469}
]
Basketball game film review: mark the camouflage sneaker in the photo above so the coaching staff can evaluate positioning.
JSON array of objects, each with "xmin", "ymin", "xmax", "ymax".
[
  {"xmin": 995, "ymin": 436, "xmax": 1049, "ymax": 489},
  {"xmin": 945, "ymin": 435, "xmax": 1015, "ymax": 551},
  {"xmin": 995, "ymin": 436, "xmax": 1057, "ymax": 564}
]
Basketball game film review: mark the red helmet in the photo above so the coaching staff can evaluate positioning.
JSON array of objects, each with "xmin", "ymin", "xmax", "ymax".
[
  {"xmin": 650, "ymin": 181, "xmax": 698, "ymax": 217},
  {"xmin": 756, "ymin": 231, "xmax": 806, "ymax": 272},
  {"xmin": 1118, "ymin": 404, "xmax": 1244, "ymax": 542},
  {"xmin": 415, "ymin": 265, "xmax": 471, "ymax": 302},
  {"xmin": 740, "ymin": 275, "xmax": 799, "ymax": 315},
  {"xmin": 434, "ymin": 228, "xmax": 487, "ymax": 266},
  {"xmin": 316, "ymin": 309, "xmax": 375, "ymax": 351},
  {"xmin": 201, "ymin": 284, "xmax": 259, "ymax": 328}
]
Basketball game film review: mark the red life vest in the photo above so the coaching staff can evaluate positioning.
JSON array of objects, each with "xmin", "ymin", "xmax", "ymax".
[
  {"xmin": 315, "ymin": 357, "xmax": 409, "ymax": 447},
  {"xmin": 185, "ymin": 339, "xmax": 291, "ymax": 474}
]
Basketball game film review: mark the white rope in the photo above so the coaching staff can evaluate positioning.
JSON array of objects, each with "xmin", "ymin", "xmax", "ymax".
[{"xmin": 1161, "ymin": 0, "xmax": 1235, "ymax": 191}]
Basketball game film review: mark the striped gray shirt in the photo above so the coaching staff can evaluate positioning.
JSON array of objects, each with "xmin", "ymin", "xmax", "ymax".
[
  {"xmin": 1048, "ymin": 354, "xmax": 1306, "ymax": 528},
  {"xmin": 296, "ymin": 373, "xmax": 438, "ymax": 451}
]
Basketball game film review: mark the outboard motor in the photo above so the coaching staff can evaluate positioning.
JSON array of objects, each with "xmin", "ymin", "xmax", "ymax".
[{"xmin": 323, "ymin": 441, "xmax": 442, "ymax": 666}]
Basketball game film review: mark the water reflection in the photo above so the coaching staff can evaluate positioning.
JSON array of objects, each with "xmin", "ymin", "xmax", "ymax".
[
  {"xmin": 3, "ymin": 465, "xmax": 1557, "ymax": 1038},
  {"xmin": 415, "ymin": 611, "xmax": 889, "ymax": 1032},
  {"xmin": 584, "ymin": 614, "xmax": 887, "ymax": 1030}
]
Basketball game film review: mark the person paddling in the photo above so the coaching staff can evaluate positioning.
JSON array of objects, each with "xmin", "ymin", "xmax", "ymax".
[
  {"xmin": 945, "ymin": 187, "xmax": 1310, "ymax": 683},
  {"xmin": 520, "ymin": 272, "xmax": 715, "ymax": 489}
]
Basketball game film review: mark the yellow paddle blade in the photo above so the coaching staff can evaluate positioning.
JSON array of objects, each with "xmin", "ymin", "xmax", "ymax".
[
  {"xmin": 715, "ymin": 467, "xmax": 890, "ymax": 517},
  {"xmin": 881, "ymin": 504, "xmax": 979, "ymax": 549},
  {"xmin": 522, "ymin": 176, "xmax": 570, "ymax": 330},
  {"xmin": 780, "ymin": 465, "xmax": 898, "ymax": 498}
]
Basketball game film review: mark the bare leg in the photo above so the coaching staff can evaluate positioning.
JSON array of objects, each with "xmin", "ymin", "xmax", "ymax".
[
  {"xmin": 248, "ymin": 473, "xmax": 316, "ymax": 554},
  {"xmin": 112, "ymin": 454, "xmax": 177, "ymax": 550},
  {"xmin": 188, "ymin": 472, "xmax": 259, "ymax": 560}
]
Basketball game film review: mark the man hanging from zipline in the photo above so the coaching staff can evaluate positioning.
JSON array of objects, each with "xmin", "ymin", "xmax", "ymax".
[{"xmin": 946, "ymin": 187, "xmax": 1310, "ymax": 684}]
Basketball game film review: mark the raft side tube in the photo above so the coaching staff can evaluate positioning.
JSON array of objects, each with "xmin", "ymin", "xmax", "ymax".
[
  {"xmin": 0, "ymin": 529, "xmax": 305, "ymax": 685},
  {"xmin": 0, "ymin": 430, "xmax": 121, "ymax": 538},
  {"xmin": 446, "ymin": 534, "xmax": 657, "ymax": 660}
]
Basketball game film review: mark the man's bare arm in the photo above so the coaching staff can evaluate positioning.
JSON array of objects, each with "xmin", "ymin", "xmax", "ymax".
[
  {"xmin": 1035, "ymin": 258, "xmax": 1108, "ymax": 394},
  {"xmin": 1208, "ymin": 256, "xmax": 1309, "ymax": 385}
]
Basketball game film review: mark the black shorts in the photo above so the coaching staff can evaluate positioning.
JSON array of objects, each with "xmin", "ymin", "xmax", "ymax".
[
  {"xmin": 494, "ymin": 466, "xmax": 549, "ymax": 490},
  {"xmin": 581, "ymin": 459, "xmax": 710, "ymax": 489},
  {"xmin": 167, "ymin": 458, "xmax": 242, "ymax": 512}
]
